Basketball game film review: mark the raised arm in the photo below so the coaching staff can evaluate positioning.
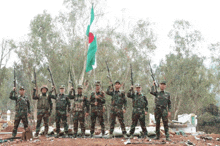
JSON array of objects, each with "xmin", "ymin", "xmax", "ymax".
[
  {"xmin": 150, "ymin": 85, "xmax": 158, "ymax": 96},
  {"xmin": 127, "ymin": 87, "xmax": 135, "ymax": 99},
  {"xmin": 48, "ymin": 90, "xmax": 57, "ymax": 100},
  {"xmin": 9, "ymin": 90, "xmax": 17, "ymax": 100},
  {"xmin": 106, "ymin": 86, "xmax": 113, "ymax": 96},
  {"xmin": 68, "ymin": 89, "xmax": 75, "ymax": 99},
  {"xmin": 32, "ymin": 88, "xmax": 39, "ymax": 100}
]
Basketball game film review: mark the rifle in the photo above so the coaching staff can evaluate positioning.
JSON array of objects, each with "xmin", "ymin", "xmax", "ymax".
[
  {"xmin": 47, "ymin": 66, "xmax": 57, "ymax": 95},
  {"xmin": 68, "ymin": 67, "xmax": 74, "ymax": 88},
  {"xmin": 149, "ymin": 62, "xmax": 158, "ymax": 88},
  {"xmin": 105, "ymin": 60, "xmax": 114, "ymax": 92},
  {"xmin": 13, "ymin": 65, "xmax": 16, "ymax": 95},
  {"xmin": 130, "ymin": 64, "xmax": 134, "ymax": 91},
  {"xmin": 32, "ymin": 67, "xmax": 38, "ymax": 96}
]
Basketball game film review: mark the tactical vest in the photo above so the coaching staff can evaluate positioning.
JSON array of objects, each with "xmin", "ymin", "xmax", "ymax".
[
  {"xmin": 73, "ymin": 94, "xmax": 85, "ymax": 111},
  {"xmin": 16, "ymin": 96, "xmax": 28, "ymax": 112},
  {"xmin": 37, "ymin": 94, "xmax": 50, "ymax": 110},
  {"xmin": 56, "ymin": 94, "xmax": 67, "ymax": 110},
  {"xmin": 91, "ymin": 92, "xmax": 103, "ymax": 108},
  {"xmin": 155, "ymin": 91, "xmax": 169, "ymax": 108},
  {"xmin": 112, "ymin": 91, "xmax": 124, "ymax": 108},
  {"xmin": 133, "ymin": 92, "xmax": 146, "ymax": 109}
]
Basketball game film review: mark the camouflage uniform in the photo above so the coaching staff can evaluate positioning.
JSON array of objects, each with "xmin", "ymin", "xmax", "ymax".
[
  {"xmin": 9, "ymin": 87, "xmax": 31, "ymax": 137},
  {"xmin": 33, "ymin": 85, "xmax": 52, "ymax": 136},
  {"xmin": 106, "ymin": 80, "xmax": 127, "ymax": 135},
  {"xmin": 69, "ymin": 85, "xmax": 89, "ymax": 136},
  {"xmin": 127, "ymin": 84, "xmax": 148, "ymax": 137},
  {"xmin": 150, "ymin": 81, "xmax": 171, "ymax": 139},
  {"xmin": 90, "ymin": 81, "xmax": 105, "ymax": 136},
  {"xmin": 49, "ymin": 85, "xmax": 71, "ymax": 135}
]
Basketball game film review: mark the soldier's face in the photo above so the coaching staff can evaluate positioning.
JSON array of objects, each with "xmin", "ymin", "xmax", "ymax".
[
  {"xmin": 136, "ymin": 87, "xmax": 141, "ymax": 92},
  {"xmin": 41, "ymin": 88, "xmax": 47, "ymax": 94},
  {"xmin": 78, "ymin": 88, "xmax": 82, "ymax": 93},
  {"xmin": 60, "ymin": 88, "xmax": 65, "ymax": 94},
  {"xmin": 19, "ymin": 89, "xmax": 25, "ymax": 95},
  {"xmin": 115, "ymin": 83, "xmax": 121, "ymax": 89},
  {"xmin": 95, "ymin": 85, "xmax": 100, "ymax": 90},
  {"xmin": 160, "ymin": 84, "xmax": 166, "ymax": 90}
]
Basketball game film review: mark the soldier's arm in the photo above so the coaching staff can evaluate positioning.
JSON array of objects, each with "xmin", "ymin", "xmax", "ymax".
[
  {"xmin": 127, "ymin": 90, "xmax": 135, "ymax": 99},
  {"xmin": 48, "ymin": 90, "xmax": 56, "ymax": 100},
  {"xmin": 9, "ymin": 91, "xmax": 17, "ymax": 100},
  {"xmin": 144, "ymin": 96, "xmax": 148, "ymax": 112},
  {"xmin": 68, "ymin": 89, "xmax": 75, "ymax": 99},
  {"xmin": 66, "ymin": 97, "xmax": 71, "ymax": 112},
  {"xmin": 85, "ymin": 96, "xmax": 90, "ymax": 113},
  {"xmin": 106, "ymin": 86, "xmax": 113, "ymax": 96},
  {"xmin": 123, "ymin": 92, "xmax": 127, "ymax": 110},
  {"xmin": 101, "ymin": 91, "xmax": 106, "ymax": 105},
  {"xmin": 168, "ymin": 94, "xmax": 171, "ymax": 112},
  {"xmin": 32, "ymin": 89, "xmax": 39, "ymax": 100},
  {"xmin": 150, "ymin": 85, "xmax": 158, "ymax": 96},
  {"xmin": 27, "ymin": 99, "xmax": 31, "ymax": 114}
]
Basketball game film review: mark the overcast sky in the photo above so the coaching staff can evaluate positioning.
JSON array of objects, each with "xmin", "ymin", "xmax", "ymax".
[{"xmin": 1, "ymin": 0, "xmax": 220, "ymax": 67}]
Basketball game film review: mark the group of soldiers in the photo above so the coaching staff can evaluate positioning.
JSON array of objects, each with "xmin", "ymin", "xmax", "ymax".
[{"xmin": 9, "ymin": 80, "xmax": 171, "ymax": 141}]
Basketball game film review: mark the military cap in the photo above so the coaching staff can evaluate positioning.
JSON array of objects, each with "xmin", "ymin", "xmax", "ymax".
[
  {"xmin": 40, "ymin": 85, "xmax": 48, "ymax": 91},
  {"xmin": 135, "ymin": 83, "xmax": 141, "ymax": 88},
  {"xmin": 77, "ymin": 84, "xmax": 83, "ymax": 89},
  {"xmin": 160, "ymin": 81, "xmax": 167, "ymax": 85},
  {"xmin": 95, "ymin": 80, "xmax": 101, "ymax": 86},
  {"xmin": 114, "ymin": 80, "xmax": 121, "ymax": 84},
  {"xmin": 19, "ymin": 86, "xmax": 25, "ymax": 90},
  {"xmin": 59, "ymin": 85, "xmax": 65, "ymax": 89}
]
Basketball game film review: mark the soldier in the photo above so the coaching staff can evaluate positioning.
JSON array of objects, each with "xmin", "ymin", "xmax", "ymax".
[
  {"xmin": 90, "ymin": 81, "xmax": 105, "ymax": 138},
  {"xmin": 69, "ymin": 85, "xmax": 89, "ymax": 138},
  {"xmin": 127, "ymin": 84, "xmax": 149, "ymax": 139},
  {"xmin": 49, "ymin": 85, "xmax": 71, "ymax": 138},
  {"xmin": 150, "ymin": 81, "xmax": 171, "ymax": 141},
  {"xmin": 33, "ymin": 85, "xmax": 52, "ymax": 138},
  {"xmin": 106, "ymin": 80, "xmax": 128, "ymax": 139},
  {"xmin": 9, "ymin": 86, "xmax": 31, "ymax": 138}
]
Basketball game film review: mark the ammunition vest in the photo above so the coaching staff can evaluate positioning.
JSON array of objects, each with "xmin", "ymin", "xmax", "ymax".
[
  {"xmin": 73, "ymin": 94, "xmax": 85, "ymax": 111},
  {"xmin": 56, "ymin": 94, "xmax": 68, "ymax": 110},
  {"xmin": 16, "ymin": 95, "xmax": 28, "ymax": 112},
  {"xmin": 112, "ymin": 91, "xmax": 124, "ymax": 109},
  {"xmin": 37, "ymin": 94, "xmax": 50, "ymax": 110},
  {"xmin": 133, "ymin": 92, "xmax": 146, "ymax": 109}
]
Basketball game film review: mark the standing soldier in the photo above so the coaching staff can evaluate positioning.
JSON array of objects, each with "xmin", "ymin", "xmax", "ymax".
[
  {"xmin": 33, "ymin": 85, "xmax": 52, "ymax": 138},
  {"xmin": 9, "ymin": 86, "xmax": 31, "ymax": 138},
  {"xmin": 90, "ymin": 81, "xmax": 105, "ymax": 138},
  {"xmin": 106, "ymin": 80, "xmax": 128, "ymax": 139},
  {"xmin": 150, "ymin": 81, "xmax": 171, "ymax": 141},
  {"xmin": 69, "ymin": 85, "xmax": 89, "ymax": 138},
  {"xmin": 49, "ymin": 85, "xmax": 71, "ymax": 138},
  {"xmin": 127, "ymin": 84, "xmax": 149, "ymax": 139}
]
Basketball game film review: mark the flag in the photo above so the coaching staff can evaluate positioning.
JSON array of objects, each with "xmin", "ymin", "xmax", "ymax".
[{"xmin": 86, "ymin": 5, "xmax": 97, "ymax": 72}]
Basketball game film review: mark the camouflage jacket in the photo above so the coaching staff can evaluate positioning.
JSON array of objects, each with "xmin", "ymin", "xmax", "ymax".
[
  {"xmin": 127, "ymin": 90, "xmax": 148, "ymax": 112},
  {"xmin": 90, "ymin": 90, "xmax": 105, "ymax": 110},
  {"xmin": 9, "ymin": 91, "xmax": 31, "ymax": 114},
  {"xmin": 69, "ymin": 91, "xmax": 89, "ymax": 113},
  {"xmin": 106, "ymin": 86, "xmax": 127, "ymax": 110},
  {"xmin": 49, "ymin": 91, "xmax": 70, "ymax": 112},
  {"xmin": 32, "ymin": 90, "xmax": 52, "ymax": 111},
  {"xmin": 150, "ymin": 86, "xmax": 171, "ymax": 112}
]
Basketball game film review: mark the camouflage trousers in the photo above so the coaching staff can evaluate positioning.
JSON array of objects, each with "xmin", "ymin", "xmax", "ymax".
[
  {"xmin": 55, "ymin": 110, "xmax": 68, "ymax": 134},
  {"xmin": 154, "ymin": 108, "xmax": 169, "ymax": 138},
  {"xmin": 12, "ymin": 112, "xmax": 28, "ymax": 137},
  {"xmin": 35, "ymin": 109, "xmax": 50, "ymax": 135},
  {"xmin": 130, "ymin": 109, "xmax": 148, "ymax": 135},
  {"xmin": 90, "ymin": 108, "xmax": 105, "ymax": 135},
  {"xmin": 72, "ymin": 111, "xmax": 85, "ymax": 134},
  {"xmin": 110, "ymin": 107, "xmax": 126, "ymax": 134}
]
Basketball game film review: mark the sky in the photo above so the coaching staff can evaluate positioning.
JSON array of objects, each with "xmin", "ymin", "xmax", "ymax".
[{"xmin": 0, "ymin": 0, "xmax": 220, "ymax": 67}]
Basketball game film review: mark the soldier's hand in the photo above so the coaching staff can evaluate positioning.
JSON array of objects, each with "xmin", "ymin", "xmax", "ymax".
[
  {"xmin": 52, "ymin": 86, "xmax": 55, "ymax": 90},
  {"xmin": 145, "ymin": 112, "xmax": 148, "ymax": 115},
  {"xmin": 13, "ymin": 87, "xmax": 16, "ymax": 91},
  {"xmin": 95, "ymin": 95, "xmax": 99, "ymax": 99},
  {"xmin": 28, "ymin": 113, "xmax": 31, "ymax": 117},
  {"xmin": 85, "ymin": 113, "xmax": 89, "ymax": 117},
  {"xmin": 66, "ymin": 113, "xmax": 70, "ymax": 117},
  {"xmin": 168, "ymin": 112, "xmax": 171, "ymax": 117},
  {"xmin": 153, "ymin": 81, "xmax": 156, "ymax": 86},
  {"xmin": 71, "ymin": 87, "xmax": 74, "ymax": 90},
  {"xmin": 123, "ymin": 110, "xmax": 126, "ymax": 113},
  {"xmin": 95, "ymin": 102, "xmax": 98, "ymax": 106}
]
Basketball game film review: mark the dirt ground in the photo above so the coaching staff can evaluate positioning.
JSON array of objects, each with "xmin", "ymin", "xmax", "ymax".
[{"xmin": 0, "ymin": 133, "xmax": 219, "ymax": 146}]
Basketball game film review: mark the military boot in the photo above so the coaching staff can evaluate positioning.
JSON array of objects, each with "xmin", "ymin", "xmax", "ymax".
[
  {"xmin": 34, "ymin": 133, "xmax": 39, "ymax": 138},
  {"xmin": 73, "ymin": 133, "xmax": 77, "ymax": 138},
  {"xmin": 166, "ymin": 137, "xmax": 171, "ymax": 141},
  {"xmin": 81, "ymin": 133, "xmax": 85, "ymax": 138},
  {"xmin": 108, "ymin": 134, "xmax": 113, "ymax": 139},
  {"xmin": 54, "ymin": 134, "xmax": 59, "ymax": 138},
  {"xmin": 90, "ymin": 134, "xmax": 94, "ymax": 138},
  {"xmin": 129, "ymin": 134, "xmax": 134, "ymax": 139},
  {"xmin": 154, "ymin": 135, "xmax": 160, "ymax": 140}
]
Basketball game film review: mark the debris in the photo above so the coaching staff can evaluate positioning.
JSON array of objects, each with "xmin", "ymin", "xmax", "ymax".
[
  {"xmin": 185, "ymin": 140, "xmax": 194, "ymax": 145},
  {"xmin": 216, "ymin": 138, "xmax": 220, "ymax": 141}
]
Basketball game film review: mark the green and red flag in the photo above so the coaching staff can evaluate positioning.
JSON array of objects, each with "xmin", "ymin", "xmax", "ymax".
[{"xmin": 86, "ymin": 5, "xmax": 97, "ymax": 72}]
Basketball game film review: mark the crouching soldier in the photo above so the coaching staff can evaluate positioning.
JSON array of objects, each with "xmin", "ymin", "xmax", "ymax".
[
  {"xmin": 49, "ymin": 85, "xmax": 71, "ymax": 138},
  {"xmin": 90, "ymin": 81, "xmax": 106, "ymax": 138},
  {"xmin": 127, "ymin": 84, "xmax": 149, "ymax": 139},
  {"xmin": 69, "ymin": 85, "xmax": 89, "ymax": 138},
  {"xmin": 33, "ymin": 85, "xmax": 52, "ymax": 138},
  {"xmin": 9, "ymin": 86, "xmax": 31, "ymax": 138}
]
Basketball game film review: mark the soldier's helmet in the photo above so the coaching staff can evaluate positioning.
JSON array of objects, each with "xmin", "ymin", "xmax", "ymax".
[
  {"xmin": 114, "ymin": 80, "xmax": 121, "ymax": 84},
  {"xmin": 19, "ymin": 86, "xmax": 25, "ymax": 90},
  {"xmin": 160, "ymin": 81, "xmax": 167, "ymax": 85},
  {"xmin": 59, "ymin": 85, "xmax": 65, "ymax": 89},
  {"xmin": 135, "ymin": 83, "xmax": 141, "ymax": 88},
  {"xmin": 95, "ymin": 80, "xmax": 101, "ymax": 86},
  {"xmin": 77, "ymin": 84, "xmax": 83, "ymax": 89},
  {"xmin": 40, "ymin": 85, "xmax": 48, "ymax": 92}
]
